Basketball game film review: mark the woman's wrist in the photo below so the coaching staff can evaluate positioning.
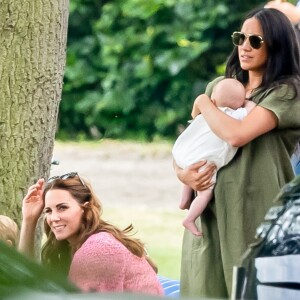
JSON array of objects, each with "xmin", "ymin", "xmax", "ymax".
[
  {"xmin": 21, "ymin": 216, "xmax": 39, "ymax": 229},
  {"xmin": 18, "ymin": 221, "xmax": 37, "ymax": 258}
]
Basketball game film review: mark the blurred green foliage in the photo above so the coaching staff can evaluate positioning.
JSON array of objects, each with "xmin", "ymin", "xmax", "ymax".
[
  {"xmin": 0, "ymin": 241, "xmax": 77, "ymax": 297},
  {"xmin": 59, "ymin": 0, "xmax": 265, "ymax": 141}
]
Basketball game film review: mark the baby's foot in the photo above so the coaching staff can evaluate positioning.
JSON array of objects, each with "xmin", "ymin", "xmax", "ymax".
[{"xmin": 182, "ymin": 219, "xmax": 202, "ymax": 237}]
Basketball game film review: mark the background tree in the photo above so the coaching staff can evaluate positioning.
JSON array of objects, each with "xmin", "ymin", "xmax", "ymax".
[
  {"xmin": 59, "ymin": 0, "xmax": 265, "ymax": 141},
  {"xmin": 0, "ymin": 0, "xmax": 69, "ymax": 222}
]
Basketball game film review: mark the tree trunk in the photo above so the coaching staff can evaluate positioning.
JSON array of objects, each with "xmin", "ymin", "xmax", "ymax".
[{"xmin": 0, "ymin": 0, "xmax": 69, "ymax": 224}]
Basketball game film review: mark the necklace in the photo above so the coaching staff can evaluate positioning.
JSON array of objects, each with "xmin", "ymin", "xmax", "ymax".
[
  {"xmin": 245, "ymin": 85, "xmax": 257, "ymax": 99},
  {"xmin": 245, "ymin": 84, "xmax": 257, "ymax": 93},
  {"xmin": 245, "ymin": 82, "xmax": 260, "ymax": 96},
  {"xmin": 245, "ymin": 86, "xmax": 253, "ymax": 97}
]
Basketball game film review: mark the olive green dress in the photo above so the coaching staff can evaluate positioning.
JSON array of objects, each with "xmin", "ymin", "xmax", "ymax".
[{"xmin": 180, "ymin": 77, "xmax": 300, "ymax": 299}]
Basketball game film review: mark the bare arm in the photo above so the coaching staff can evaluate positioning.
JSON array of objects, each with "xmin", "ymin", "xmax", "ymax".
[
  {"xmin": 265, "ymin": 1, "xmax": 300, "ymax": 24},
  {"xmin": 18, "ymin": 179, "xmax": 45, "ymax": 259},
  {"xmin": 191, "ymin": 94, "xmax": 278, "ymax": 147}
]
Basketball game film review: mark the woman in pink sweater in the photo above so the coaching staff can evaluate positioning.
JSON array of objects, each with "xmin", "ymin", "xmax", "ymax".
[{"xmin": 18, "ymin": 172, "xmax": 163, "ymax": 296}]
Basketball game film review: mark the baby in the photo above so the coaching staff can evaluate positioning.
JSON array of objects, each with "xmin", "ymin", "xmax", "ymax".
[{"xmin": 172, "ymin": 78, "xmax": 256, "ymax": 236}]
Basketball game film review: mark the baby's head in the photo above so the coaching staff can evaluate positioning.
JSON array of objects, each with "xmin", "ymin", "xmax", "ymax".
[
  {"xmin": 211, "ymin": 78, "xmax": 246, "ymax": 110},
  {"xmin": 0, "ymin": 215, "xmax": 19, "ymax": 247}
]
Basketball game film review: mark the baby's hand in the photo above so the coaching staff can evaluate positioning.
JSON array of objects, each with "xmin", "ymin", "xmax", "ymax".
[
  {"xmin": 191, "ymin": 94, "xmax": 212, "ymax": 119},
  {"xmin": 243, "ymin": 100, "xmax": 256, "ymax": 113}
]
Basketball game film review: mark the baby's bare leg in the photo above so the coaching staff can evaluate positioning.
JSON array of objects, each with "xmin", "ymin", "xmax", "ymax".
[
  {"xmin": 183, "ymin": 189, "xmax": 213, "ymax": 236},
  {"xmin": 179, "ymin": 184, "xmax": 195, "ymax": 210}
]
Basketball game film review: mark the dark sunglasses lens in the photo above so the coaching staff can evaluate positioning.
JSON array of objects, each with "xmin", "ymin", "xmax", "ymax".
[
  {"xmin": 232, "ymin": 32, "xmax": 245, "ymax": 46},
  {"xmin": 249, "ymin": 36, "xmax": 262, "ymax": 49}
]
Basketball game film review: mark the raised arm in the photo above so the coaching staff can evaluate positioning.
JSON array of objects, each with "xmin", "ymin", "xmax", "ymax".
[
  {"xmin": 265, "ymin": 1, "xmax": 300, "ymax": 24},
  {"xmin": 18, "ymin": 178, "xmax": 45, "ymax": 259},
  {"xmin": 191, "ymin": 94, "xmax": 277, "ymax": 147}
]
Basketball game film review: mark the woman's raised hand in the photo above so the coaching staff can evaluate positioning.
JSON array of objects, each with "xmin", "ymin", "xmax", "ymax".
[
  {"xmin": 173, "ymin": 160, "xmax": 216, "ymax": 191},
  {"xmin": 19, "ymin": 178, "xmax": 45, "ymax": 257},
  {"xmin": 22, "ymin": 178, "xmax": 45, "ymax": 222}
]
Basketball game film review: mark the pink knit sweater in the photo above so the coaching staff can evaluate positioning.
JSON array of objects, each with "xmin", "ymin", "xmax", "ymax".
[{"xmin": 68, "ymin": 232, "xmax": 163, "ymax": 296}]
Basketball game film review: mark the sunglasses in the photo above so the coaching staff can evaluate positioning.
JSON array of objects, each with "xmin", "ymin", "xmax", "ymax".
[
  {"xmin": 231, "ymin": 31, "xmax": 264, "ymax": 49},
  {"xmin": 47, "ymin": 172, "xmax": 87, "ymax": 189}
]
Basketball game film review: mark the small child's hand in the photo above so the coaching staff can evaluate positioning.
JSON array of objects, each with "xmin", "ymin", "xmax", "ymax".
[
  {"xmin": 191, "ymin": 94, "xmax": 211, "ymax": 119},
  {"xmin": 243, "ymin": 99, "xmax": 256, "ymax": 113},
  {"xmin": 211, "ymin": 98, "xmax": 217, "ymax": 106},
  {"xmin": 191, "ymin": 95, "xmax": 202, "ymax": 119}
]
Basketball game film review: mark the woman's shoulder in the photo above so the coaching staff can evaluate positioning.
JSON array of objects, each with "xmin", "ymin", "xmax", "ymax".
[
  {"xmin": 79, "ymin": 232, "xmax": 125, "ymax": 254},
  {"xmin": 86, "ymin": 231, "xmax": 115, "ymax": 242},
  {"xmin": 87, "ymin": 231, "xmax": 121, "ymax": 244},
  {"xmin": 255, "ymin": 82, "xmax": 299, "ymax": 103},
  {"xmin": 254, "ymin": 83, "xmax": 300, "ymax": 128}
]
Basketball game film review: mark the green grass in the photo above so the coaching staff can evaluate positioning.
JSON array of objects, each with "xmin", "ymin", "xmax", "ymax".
[{"xmin": 103, "ymin": 206, "xmax": 185, "ymax": 280}]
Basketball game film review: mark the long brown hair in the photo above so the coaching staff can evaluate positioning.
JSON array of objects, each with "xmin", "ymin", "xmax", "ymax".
[{"xmin": 41, "ymin": 174, "xmax": 157, "ymax": 274}]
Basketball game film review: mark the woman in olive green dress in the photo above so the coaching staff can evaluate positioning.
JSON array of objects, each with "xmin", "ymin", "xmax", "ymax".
[{"xmin": 174, "ymin": 7, "xmax": 300, "ymax": 299}]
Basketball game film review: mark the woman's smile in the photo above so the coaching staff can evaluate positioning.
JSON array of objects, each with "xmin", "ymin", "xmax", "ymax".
[
  {"xmin": 52, "ymin": 224, "xmax": 65, "ymax": 232},
  {"xmin": 44, "ymin": 189, "xmax": 84, "ymax": 244}
]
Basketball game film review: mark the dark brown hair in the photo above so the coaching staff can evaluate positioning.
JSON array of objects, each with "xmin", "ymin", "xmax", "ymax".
[
  {"xmin": 226, "ymin": 8, "xmax": 300, "ymax": 95},
  {"xmin": 41, "ymin": 175, "xmax": 157, "ymax": 274}
]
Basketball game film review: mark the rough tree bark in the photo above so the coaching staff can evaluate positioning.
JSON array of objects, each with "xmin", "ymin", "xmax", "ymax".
[{"xmin": 0, "ymin": 0, "xmax": 69, "ymax": 223}]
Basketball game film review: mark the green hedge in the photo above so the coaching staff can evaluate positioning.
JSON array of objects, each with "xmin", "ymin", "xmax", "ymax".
[{"xmin": 58, "ymin": 0, "xmax": 265, "ymax": 141}]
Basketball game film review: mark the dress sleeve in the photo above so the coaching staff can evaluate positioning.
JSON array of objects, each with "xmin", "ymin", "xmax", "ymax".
[
  {"xmin": 204, "ymin": 76, "xmax": 225, "ymax": 96},
  {"xmin": 68, "ymin": 234, "xmax": 126, "ymax": 292},
  {"xmin": 257, "ymin": 84, "xmax": 300, "ymax": 129}
]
